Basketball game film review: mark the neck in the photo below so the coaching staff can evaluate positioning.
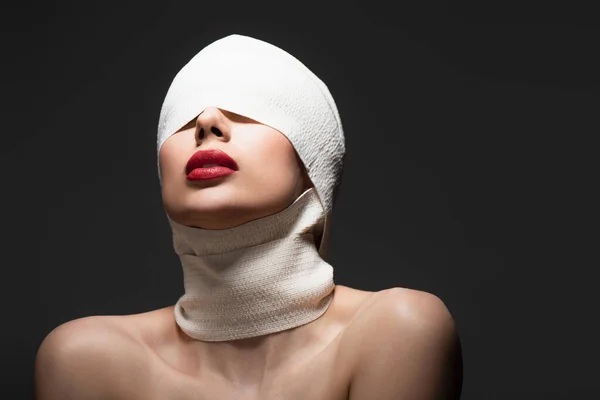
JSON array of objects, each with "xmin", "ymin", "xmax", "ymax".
[{"xmin": 168, "ymin": 188, "xmax": 336, "ymax": 342}]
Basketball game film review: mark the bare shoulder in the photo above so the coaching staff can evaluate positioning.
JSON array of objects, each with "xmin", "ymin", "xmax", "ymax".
[
  {"xmin": 34, "ymin": 315, "xmax": 151, "ymax": 400},
  {"xmin": 342, "ymin": 287, "xmax": 456, "ymax": 335},
  {"xmin": 344, "ymin": 287, "xmax": 462, "ymax": 399},
  {"xmin": 371, "ymin": 287, "xmax": 456, "ymax": 333},
  {"xmin": 368, "ymin": 288, "xmax": 460, "ymax": 360}
]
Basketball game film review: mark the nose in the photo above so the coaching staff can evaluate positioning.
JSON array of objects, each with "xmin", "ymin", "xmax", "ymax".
[{"xmin": 194, "ymin": 106, "xmax": 230, "ymax": 144}]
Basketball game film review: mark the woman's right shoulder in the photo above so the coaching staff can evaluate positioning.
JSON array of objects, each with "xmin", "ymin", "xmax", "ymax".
[
  {"xmin": 34, "ymin": 315, "xmax": 149, "ymax": 399},
  {"xmin": 36, "ymin": 314, "xmax": 141, "ymax": 354}
]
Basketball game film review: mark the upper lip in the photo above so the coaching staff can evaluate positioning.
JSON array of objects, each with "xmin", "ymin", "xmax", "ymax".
[{"xmin": 185, "ymin": 148, "xmax": 239, "ymax": 174}]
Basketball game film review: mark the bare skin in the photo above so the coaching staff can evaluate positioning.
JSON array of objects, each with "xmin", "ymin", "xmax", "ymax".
[
  {"xmin": 35, "ymin": 108, "xmax": 462, "ymax": 399},
  {"xmin": 35, "ymin": 286, "xmax": 461, "ymax": 399}
]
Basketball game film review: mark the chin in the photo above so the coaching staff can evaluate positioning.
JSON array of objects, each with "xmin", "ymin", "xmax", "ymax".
[
  {"xmin": 176, "ymin": 187, "xmax": 241, "ymax": 227},
  {"xmin": 166, "ymin": 181, "xmax": 299, "ymax": 229}
]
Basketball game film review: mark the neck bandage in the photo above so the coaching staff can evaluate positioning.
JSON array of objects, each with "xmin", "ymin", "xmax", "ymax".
[
  {"xmin": 157, "ymin": 34, "xmax": 345, "ymax": 341},
  {"xmin": 170, "ymin": 187, "xmax": 334, "ymax": 341}
]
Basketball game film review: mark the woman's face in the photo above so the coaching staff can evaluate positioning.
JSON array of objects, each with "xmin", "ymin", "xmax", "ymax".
[{"xmin": 159, "ymin": 106, "xmax": 311, "ymax": 229}]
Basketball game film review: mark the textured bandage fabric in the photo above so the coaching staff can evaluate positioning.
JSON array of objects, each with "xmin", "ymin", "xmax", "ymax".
[
  {"xmin": 157, "ymin": 33, "xmax": 345, "ymax": 255},
  {"xmin": 156, "ymin": 34, "xmax": 345, "ymax": 341},
  {"xmin": 171, "ymin": 188, "xmax": 335, "ymax": 341}
]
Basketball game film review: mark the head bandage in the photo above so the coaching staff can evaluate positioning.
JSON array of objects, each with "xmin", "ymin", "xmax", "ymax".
[
  {"xmin": 157, "ymin": 34, "xmax": 345, "ymax": 256},
  {"xmin": 156, "ymin": 34, "xmax": 345, "ymax": 341}
]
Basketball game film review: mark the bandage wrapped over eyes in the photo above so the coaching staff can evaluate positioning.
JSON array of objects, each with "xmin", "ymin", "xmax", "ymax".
[{"xmin": 156, "ymin": 34, "xmax": 345, "ymax": 257}]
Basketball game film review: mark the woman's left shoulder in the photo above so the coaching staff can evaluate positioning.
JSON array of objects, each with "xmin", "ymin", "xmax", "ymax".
[
  {"xmin": 340, "ymin": 286, "xmax": 458, "ymax": 349},
  {"xmin": 374, "ymin": 287, "xmax": 456, "ymax": 330},
  {"xmin": 344, "ymin": 288, "xmax": 462, "ymax": 398}
]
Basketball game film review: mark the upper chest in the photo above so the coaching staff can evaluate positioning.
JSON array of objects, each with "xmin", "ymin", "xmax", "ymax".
[
  {"xmin": 144, "ymin": 342, "xmax": 351, "ymax": 400},
  {"xmin": 117, "ymin": 287, "xmax": 378, "ymax": 399}
]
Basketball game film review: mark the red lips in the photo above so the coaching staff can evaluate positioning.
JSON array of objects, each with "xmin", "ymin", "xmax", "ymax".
[{"xmin": 185, "ymin": 148, "xmax": 239, "ymax": 175}]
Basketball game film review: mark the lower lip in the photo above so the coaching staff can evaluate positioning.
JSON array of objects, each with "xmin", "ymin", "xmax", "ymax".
[{"xmin": 186, "ymin": 166, "xmax": 236, "ymax": 181}]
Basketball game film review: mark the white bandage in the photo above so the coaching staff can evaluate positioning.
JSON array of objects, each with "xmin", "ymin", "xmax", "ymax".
[
  {"xmin": 157, "ymin": 34, "xmax": 345, "ymax": 256},
  {"xmin": 157, "ymin": 34, "xmax": 345, "ymax": 341}
]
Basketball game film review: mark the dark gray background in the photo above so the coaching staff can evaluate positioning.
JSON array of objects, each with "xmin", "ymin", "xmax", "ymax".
[{"xmin": 2, "ymin": 1, "xmax": 598, "ymax": 399}]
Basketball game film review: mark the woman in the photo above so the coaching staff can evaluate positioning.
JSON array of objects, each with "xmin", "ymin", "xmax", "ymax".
[{"xmin": 35, "ymin": 34, "xmax": 462, "ymax": 399}]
